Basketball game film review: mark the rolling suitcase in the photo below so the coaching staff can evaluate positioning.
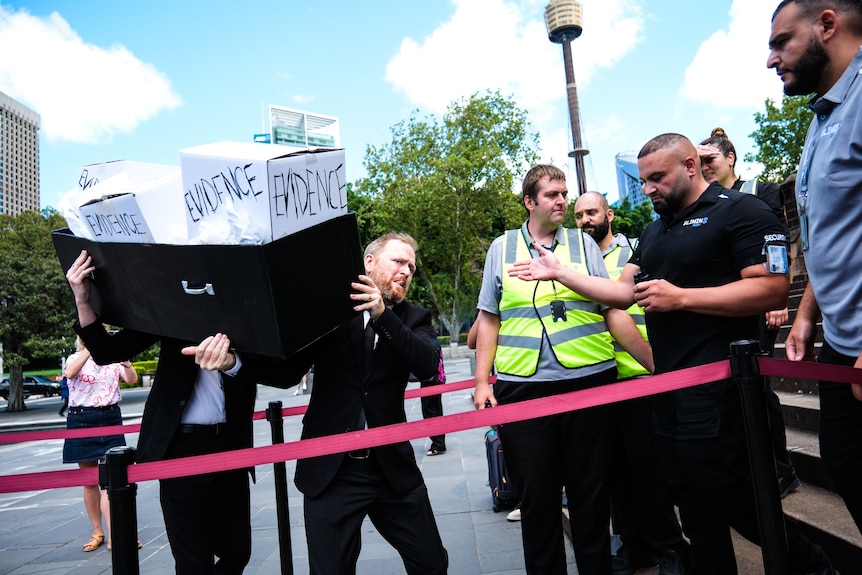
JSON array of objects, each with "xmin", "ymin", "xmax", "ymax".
[{"xmin": 484, "ymin": 427, "xmax": 519, "ymax": 512}]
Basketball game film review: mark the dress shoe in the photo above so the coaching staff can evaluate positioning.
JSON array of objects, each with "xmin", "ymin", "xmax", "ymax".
[
  {"xmin": 778, "ymin": 473, "xmax": 801, "ymax": 499},
  {"xmin": 657, "ymin": 549, "xmax": 686, "ymax": 575},
  {"xmin": 612, "ymin": 545, "xmax": 657, "ymax": 575}
]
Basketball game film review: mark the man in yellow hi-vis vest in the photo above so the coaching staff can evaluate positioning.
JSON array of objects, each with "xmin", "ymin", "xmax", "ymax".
[
  {"xmin": 575, "ymin": 191, "xmax": 687, "ymax": 575},
  {"xmin": 473, "ymin": 165, "xmax": 653, "ymax": 575}
]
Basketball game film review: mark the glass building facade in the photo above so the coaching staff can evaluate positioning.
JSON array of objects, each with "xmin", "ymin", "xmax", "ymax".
[
  {"xmin": 615, "ymin": 152, "xmax": 649, "ymax": 208},
  {"xmin": 266, "ymin": 106, "xmax": 340, "ymax": 149}
]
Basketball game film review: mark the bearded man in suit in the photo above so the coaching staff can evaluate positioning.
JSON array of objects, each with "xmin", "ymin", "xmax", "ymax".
[{"xmin": 274, "ymin": 231, "xmax": 448, "ymax": 575}]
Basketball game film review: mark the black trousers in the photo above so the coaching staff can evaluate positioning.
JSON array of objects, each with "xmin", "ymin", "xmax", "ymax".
[
  {"xmin": 159, "ymin": 430, "xmax": 251, "ymax": 575},
  {"xmin": 496, "ymin": 368, "xmax": 615, "ymax": 575},
  {"xmin": 609, "ymin": 395, "xmax": 684, "ymax": 555},
  {"xmin": 817, "ymin": 342, "xmax": 862, "ymax": 532},
  {"xmin": 303, "ymin": 453, "xmax": 448, "ymax": 575},
  {"xmin": 656, "ymin": 398, "xmax": 831, "ymax": 575},
  {"xmin": 419, "ymin": 380, "xmax": 446, "ymax": 451}
]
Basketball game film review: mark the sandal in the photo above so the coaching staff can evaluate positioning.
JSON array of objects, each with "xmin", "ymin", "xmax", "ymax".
[
  {"xmin": 107, "ymin": 539, "xmax": 143, "ymax": 551},
  {"xmin": 426, "ymin": 449, "xmax": 446, "ymax": 456},
  {"xmin": 82, "ymin": 533, "xmax": 105, "ymax": 552}
]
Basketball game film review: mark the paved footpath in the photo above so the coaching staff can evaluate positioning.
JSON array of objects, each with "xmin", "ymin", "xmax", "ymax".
[{"xmin": 0, "ymin": 356, "xmax": 578, "ymax": 575}]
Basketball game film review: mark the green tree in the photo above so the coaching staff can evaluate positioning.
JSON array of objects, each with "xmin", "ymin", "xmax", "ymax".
[
  {"xmin": 610, "ymin": 197, "xmax": 655, "ymax": 239},
  {"xmin": 746, "ymin": 95, "xmax": 814, "ymax": 181},
  {"xmin": 352, "ymin": 91, "xmax": 539, "ymax": 340},
  {"xmin": 0, "ymin": 209, "xmax": 76, "ymax": 411}
]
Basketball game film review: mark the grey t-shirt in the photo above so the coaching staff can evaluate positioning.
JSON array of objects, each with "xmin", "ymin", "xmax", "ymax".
[
  {"xmin": 797, "ymin": 47, "xmax": 862, "ymax": 356},
  {"xmin": 477, "ymin": 221, "xmax": 613, "ymax": 383}
]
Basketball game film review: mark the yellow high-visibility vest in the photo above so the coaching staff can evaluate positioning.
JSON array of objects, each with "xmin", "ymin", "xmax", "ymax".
[{"xmin": 497, "ymin": 228, "xmax": 614, "ymax": 377}]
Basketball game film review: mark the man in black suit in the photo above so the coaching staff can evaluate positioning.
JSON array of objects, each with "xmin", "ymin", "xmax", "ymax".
[
  {"xmin": 65, "ymin": 250, "xmax": 290, "ymax": 574},
  {"xmin": 261, "ymin": 231, "xmax": 448, "ymax": 575}
]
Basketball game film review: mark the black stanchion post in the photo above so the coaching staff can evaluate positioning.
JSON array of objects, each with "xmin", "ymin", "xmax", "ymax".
[
  {"xmin": 730, "ymin": 339, "xmax": 789, "ymax": 575},
  {"xmin": 267, "ymin": 401, "xmax": 293, "ymax": 575},
  {"xmin": 103, "ymin": 445, "xmax": 139, "ymax": 575}
]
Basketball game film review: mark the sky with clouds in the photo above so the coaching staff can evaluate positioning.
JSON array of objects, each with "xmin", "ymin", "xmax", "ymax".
[{"xmin": 0, "ymin": 0, "xmax": 786, "ymax": 211}]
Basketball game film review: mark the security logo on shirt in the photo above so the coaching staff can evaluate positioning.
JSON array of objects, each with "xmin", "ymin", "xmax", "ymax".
[{"xmin": 683, "ymin": 217, "xmax": 709, "ymax": 228}]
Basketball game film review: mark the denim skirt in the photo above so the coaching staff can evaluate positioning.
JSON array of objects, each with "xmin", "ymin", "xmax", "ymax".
[{"xmin": 62, "ymin": 404, "xmax": 126, "ymax": 464}]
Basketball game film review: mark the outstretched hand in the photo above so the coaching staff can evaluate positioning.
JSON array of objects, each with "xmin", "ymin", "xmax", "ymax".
[
  {"xmin": 507, "ymin": 244, "xmax": 561, "ymax": 282},
  {"xmin": 181, "ymin": 333, "xmax": 237, "ymax": 371}
]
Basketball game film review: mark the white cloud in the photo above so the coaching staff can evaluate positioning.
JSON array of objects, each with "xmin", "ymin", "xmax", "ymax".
[
  {"xmin": 679, "ymin": 0, "xmax": 784, "ymax": 108},
  {"xmin": 292, "ymin": 94, "xmax": 315, "ymax": 105},
  {"xmin": 0, "ymin": 6, "xmax": 181, "ymax": 143},
  {"xmin": 584, "ymin": 114, "xmax": 627, "ymax": 147},
  {"xmin": 384, "ymin": 0, "xmax": 645, "ymax": 191},
  {"xmin": 385, "ymin": 0, "xmax": 644, "ymax": 115}
]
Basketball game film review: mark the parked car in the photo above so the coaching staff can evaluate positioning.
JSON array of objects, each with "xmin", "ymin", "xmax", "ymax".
[{"xmin": 0, "ymin": 376, "xmax": 62, "ymax": 399}]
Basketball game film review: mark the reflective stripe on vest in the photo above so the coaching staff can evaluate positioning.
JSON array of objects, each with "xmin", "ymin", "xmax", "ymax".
[
  {"xmin": 497, "ymin": 228, "xmax": 614, "ymax": 377},
  {"xmin": 739, "ymin": 179, "xmax": 758, "ymax": 196},
  {"xmin": 604, "ymin": 243, "xmax": 650, "ymax": 379}
]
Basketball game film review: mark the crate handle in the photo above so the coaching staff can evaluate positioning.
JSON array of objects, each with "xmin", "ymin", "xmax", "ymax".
[{"xmin": 181, "ymin": 280, "xmax": 215, "ymax": 296}]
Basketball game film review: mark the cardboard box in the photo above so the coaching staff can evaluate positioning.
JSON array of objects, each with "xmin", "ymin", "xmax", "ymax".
[
  {"xmin": 76, "ymin": 160, "xmax": 178, "ymax": 192},
  {"xmin": 62, "ymin": 162, "xmax": 182, "ymax": 243},
  {"xmin": 180, "ymin": 142, "xmax": 347, "ymax": 244},
  {"xmin": 52, "ymin": 213, "xmax": 364, "ymax": 358},
  {"xmin": 75, "ymin": 172, "xmax": 189, "ymax": 244}
]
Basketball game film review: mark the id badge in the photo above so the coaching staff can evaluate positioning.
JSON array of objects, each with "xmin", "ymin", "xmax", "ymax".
[
  {"xmin": 766, "ymin": 244, "xmax": 789, "ymax": 275},
  {"xmin": 550, "ymin": 299, "xmax": 567, "ymax": 322}
]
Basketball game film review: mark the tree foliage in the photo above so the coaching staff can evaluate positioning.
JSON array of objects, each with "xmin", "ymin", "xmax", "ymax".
[
  {"xmin": 746, "ymin": 95, "xmax": 813, "ymax": 181},
  {"xmin": 609, "ymin": 197, "xmax": 655, "ymax": 239},
  {"xmin": 0, "ymin": 209, "xmax": 76, "ymax": 411},
  {"xmin": 351, "ymin": 91, "xmax": 539, "ymax": 339}
]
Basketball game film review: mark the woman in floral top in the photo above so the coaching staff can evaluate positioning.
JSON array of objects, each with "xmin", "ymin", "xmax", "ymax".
[{"xmin": 63, "ymin": 334, "xmax": 137, "ymax": 552}]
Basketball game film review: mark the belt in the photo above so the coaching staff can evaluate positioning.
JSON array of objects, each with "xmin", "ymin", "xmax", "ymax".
[
  {"xmin": 69, "ymin": 404, "xmax": 118, "ymax": 411},
  {"xmin": 347, "ymin": 448, "xmax": 371, "ymax": 460},
  {"xmin": 178, "ymin": 423, "xmax": 225, "ymax": 435}
]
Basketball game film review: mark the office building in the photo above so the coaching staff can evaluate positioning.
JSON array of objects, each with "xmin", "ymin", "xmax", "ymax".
[
  {"xmin": 0, "ymin": 91, "xmax": 40, "ymax": 215},
  {"xmin": 615, "ymin": 152, "xmax": 649, "ymax": 208},
  {"xmin": 255, "ymin": 105, "xmax": 340, "ymax": 150}
]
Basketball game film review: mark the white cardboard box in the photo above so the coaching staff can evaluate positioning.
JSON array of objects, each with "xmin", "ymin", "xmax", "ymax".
[
  {"xmin": 179, "ymin": 142, "xmax": 347, "ymax": 244},
  {"xmin": 74, "ymin": 171, "xmax": 189, "ymax": 244},
  {"xmin": 61, "ymin": 162, "xmax": 183, "ymax": 243},
  {"xmin": 76, "ymin": 160, "xmax": 178, "ymax": 192}
]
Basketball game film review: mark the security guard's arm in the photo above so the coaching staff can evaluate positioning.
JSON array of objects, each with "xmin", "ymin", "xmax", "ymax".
[
  {"xmin": 473, "ymin": 310, "xmax": 501, "ymax": 409},
  {"xmin": 603, "ymin": 308, "xmax": 654, "ymax": 374},
  {"xmin": 786, "ymin": 283, "xmax": 819, "ymax": 362},
  {"xmin": 633, "ymin": 262, "xmax": 788, "ymax": 317},
  {"xmin": 507, "ymin": 244, "xmax": 638, "ymax": 309}
]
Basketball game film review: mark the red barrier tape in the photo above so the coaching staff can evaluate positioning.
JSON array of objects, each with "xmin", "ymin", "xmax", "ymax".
[
  {"xmin": 0, "ymin": 377, "xmax": 489, "ymax": 444},
  {"xmin": 4, "ymin": 358, "xmax": 860, "ymax": 494},
  {"xmin": 6, "ymin": 359, "xmax": 858, "ymax": 447},
  {"xmin": 760, "ymin": 358, "xmax": 862, "ymax": 384},
  {"xmin": 0, "ymin": 362, "xmax": 728, "ymax": 493}
]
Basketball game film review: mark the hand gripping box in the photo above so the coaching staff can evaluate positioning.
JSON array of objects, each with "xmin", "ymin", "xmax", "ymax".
[{"xmin": 53, "ymin": 213, "xmax": 364, "ymax": 358}]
